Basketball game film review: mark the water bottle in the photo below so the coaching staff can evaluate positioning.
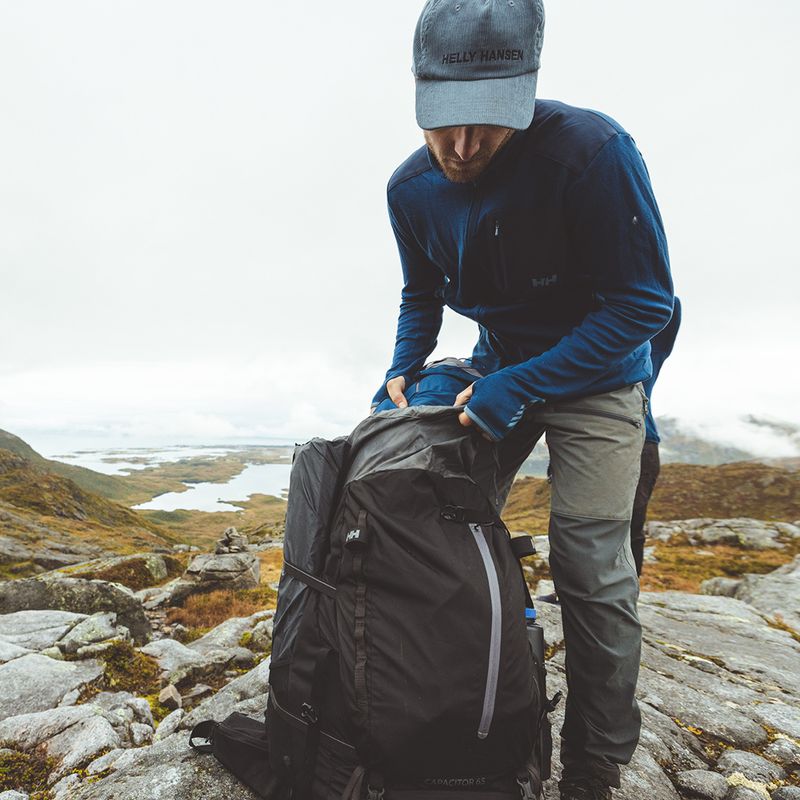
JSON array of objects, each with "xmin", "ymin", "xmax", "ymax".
[
  {"xmin": 525, "ymin": 607, "xmax": 544, "ymax": 664},
  {"xmin": 525, "ymin": 607, "xmax": 547, "ymax": 696}
]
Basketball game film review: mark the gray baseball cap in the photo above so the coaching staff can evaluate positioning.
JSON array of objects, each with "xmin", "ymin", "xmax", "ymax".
[{"xmin": 412, "ymin": 0, "xmax": 545, "ymax": 130}]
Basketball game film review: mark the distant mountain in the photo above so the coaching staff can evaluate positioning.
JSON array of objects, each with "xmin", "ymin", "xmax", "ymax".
[
  {"xmin": 516, "ymin": 414, "xmax": 800, "ymax": 476},
  {"xmin": 0, "ymin": 447, "xmax": 177, "ymax": 573},
  {"xmin": 0, "ymin": 429, "xmax": 132, "ymax": 502},
  {"xmin": 656, "ymin": 417, "xmax": 753, "ymax": 464}
]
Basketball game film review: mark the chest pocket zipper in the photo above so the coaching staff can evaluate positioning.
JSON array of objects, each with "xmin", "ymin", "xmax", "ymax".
[{"xmin": 492, "ymin": 220, "xmax": 512, "ymax": 294}]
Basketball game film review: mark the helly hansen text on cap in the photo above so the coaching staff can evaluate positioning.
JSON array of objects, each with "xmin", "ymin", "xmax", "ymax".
[{"xmin": 412, "ymin": 0, "xmax": 545, "ymax": 130}]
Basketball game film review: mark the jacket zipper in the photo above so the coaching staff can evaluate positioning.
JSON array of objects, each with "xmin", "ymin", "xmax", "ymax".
[
  {"xmin": 493, "ymin": 219, "xmax": 511, "ymax": 292},
  {"xmin": 468, "ymin": 522, "xmax": 502, "ymax": 739},
  {"xmin": 551, "ymin": 406, "xmax": 642, "ymax": 428}
]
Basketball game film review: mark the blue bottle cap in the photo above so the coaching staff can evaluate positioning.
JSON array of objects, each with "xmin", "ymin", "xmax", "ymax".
[{"xmin": 525, "ymin": 607, "xmax": 537, "ymax": 621}]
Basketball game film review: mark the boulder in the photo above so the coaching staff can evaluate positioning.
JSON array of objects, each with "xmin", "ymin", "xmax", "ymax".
[
  {"xmin": 86, "ymin": 748, "xmax": 133, "ymax": 776},
  {"xmin": 0, "ymin": 640, "xmax": 31, "ymax": 664},
  {"xmin": 130, "ymin": 722, "xmax": 154, "ymax": 747},
  {"xmin": 154, "ymin": 709, "xmax": 184, "ymax": 740},
  {"xmin": 158, "ymin": 685, "xmax": 182, "ymax": 711},
  {"xmin": 771, "ymin": 789, "xmax": 800, "ymax": 800},
  {"xmin": 0, "ymin": 653, "xmax": 103, "ymax": 720},
  {"xmin": 673, "ymin": 770, "xmax": 730, "ymax": 800},
  {"xmin": 716, "ymin": 751, "xmax": 785, "ymax": 784},
  {"xmin": 140, "ymin": 639, "xmax": 204, "ymax": 675},
  {"xmin": 141, "ymin": 636, "xmax": 253, "ymax": 687},
  {"xmin": 701, "ymin": 577, "xmax": 743, "ymax": 597},
  {"xmin": 0, "ymin": 791, "xmax": 30, "ymax": 800},
  {"xmin": 59, "ymin": 553, "xmax": 181, "ymax": 591},
  {"xmin": 180, "ymin": 656, "xmax": 271, "ymax": 730},
  {"xmin": 0, "ymin": 609, "xmax": 87, "ymax": 650},
  {"xmin": 728, "ymin": 556, "xmax": 800, "ymax": 630},
  {"xmin": 51, "ymin": 774, "xmax": 81, "ymax": 800},
  {"xmin": 0, "ymin": 574, "xmax": 151, "ymax": 643},
  {"xmin": 187, "ymin": 610, "xmax": 273, "ymax": 654},
  {"xmin": 182, "ymin": 683, "xmax": 213, "ymax": 701},
  {"xmin": 56, "ymin": 611, "xmax": 130, "ymax": 654},
  {"xmin": 763, "ymin": 737, "xmax": 800, "ymax": 768},
  {"xmin": 139, "ymin": 552, "xmax": 261, "ymax": 608},
  {"xmin": 749, "ymin": 703, "xmax": 800, "ymax": 741},
  {"xmin": 89, "ymin": 691, "xmax": 154, "ymax": 733},
  {"xmin": 646, "ymin": 519, "xmax": 793, "ymax": 550},
  {"xmin": 0, "ymin": 704, "xmax": 120, "ymax": 780},
  {"xmin": 135, "ymin": 581, "xmax": 181, "ymax": 610},
  {"xmin": 180, "ymin": 552, "xmax": 260, "ymax": 595},
  {"xmin": 68, "ymin": 732, "xmax": 260, "ymax": 799},
  {"xmin": 168, "ymin": 648, "xmax": 255, "ymax": 688},
  {"xmin": 248, "ymin": 618, "xmax": 274, "ymax": 651},
  {"xmin": 0, "ymin": 705, "xmax": 91, "ymax": 750},
  {"xmin": 44, "ymin": 713, "xmax": 121, "ymax": 778},
  {"xmin": 726, "ymin": 789, "xmax": 768, "ymax": 800},
  {"xmin": 639, "ymin": 591, "xmax": 800, "ymax": 699}
]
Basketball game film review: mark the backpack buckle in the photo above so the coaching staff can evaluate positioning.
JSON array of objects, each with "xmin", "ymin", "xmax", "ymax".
[
  {"xmin": 546, "ymin": 691, "xmax": 563, "ymax": 713},
  {"xmin": 367, "ymin": 787, "xmax": 385, "ymax": 800},
  {"xmin": 516, "ymin": 776, "xmax": 536, "ymax": 800},
  {"xmin": 440, "ymin": 505, "xmax": 465, "ymax": 522},
  {"xmin": 300, "ymin": 702, "xmax": 318, "ymax": 725}
]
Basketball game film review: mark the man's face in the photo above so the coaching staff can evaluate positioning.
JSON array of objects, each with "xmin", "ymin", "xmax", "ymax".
[{"xmin": 424, "ymin": 124, "xmax": 515, "ymax": 183}]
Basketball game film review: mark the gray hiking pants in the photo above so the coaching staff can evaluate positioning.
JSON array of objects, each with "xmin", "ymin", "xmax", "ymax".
[{"xmin": 495, "ymin": 382, "xmax": 647, "ymax": 788}]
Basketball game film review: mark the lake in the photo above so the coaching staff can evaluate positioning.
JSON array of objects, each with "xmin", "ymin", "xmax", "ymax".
[{"xmin": 133, "ymin": 462, "xmax": 293, "ymax": 513}]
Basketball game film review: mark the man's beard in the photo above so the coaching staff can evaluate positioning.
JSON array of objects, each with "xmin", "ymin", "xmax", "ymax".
[{"xmin": 425, "ymin": 129, "xmax": 514, "ymax": 183}]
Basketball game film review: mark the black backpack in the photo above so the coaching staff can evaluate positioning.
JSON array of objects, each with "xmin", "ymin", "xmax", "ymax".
[{"xmin": 266, "ymin": 404, "xmax": 560, "ymax": 800}]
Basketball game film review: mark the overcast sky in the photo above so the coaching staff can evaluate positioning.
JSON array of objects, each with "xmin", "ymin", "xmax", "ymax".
[{"xmin": 1, "ymin": 1, "xmax": 798, "ymax": 453}]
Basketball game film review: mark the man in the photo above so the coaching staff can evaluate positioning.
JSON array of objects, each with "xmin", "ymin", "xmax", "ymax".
[
  {"xmin": 630, "ymin": 297, "xmax": 682, "ymax": 575},
  {"xmin": 371, "ymin": 0, "xmax": 674, "ymax": 797}
]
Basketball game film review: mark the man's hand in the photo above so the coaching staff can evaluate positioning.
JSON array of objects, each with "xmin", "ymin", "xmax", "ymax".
[
  {"xmin": 386, "ymin": 376, "xmax": 408, "ymax": 408},
  {"xmin": 454, "ymin": 383, "xmax": 474, "ymax": 427},
  {"xmin": 455, "ymin": 382, "xmax": 494, "ymax": 440}
]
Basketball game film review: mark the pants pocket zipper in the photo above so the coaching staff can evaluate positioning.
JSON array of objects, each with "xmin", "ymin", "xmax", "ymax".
[{"xmin": 550, "ymin": 405, "xmax": 642, "ymax": 429}]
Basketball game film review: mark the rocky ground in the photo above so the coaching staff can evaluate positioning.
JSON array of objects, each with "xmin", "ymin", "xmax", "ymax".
[{"xmin": 1, "ymin": 522, "xmax": 799, "ymax": 800}]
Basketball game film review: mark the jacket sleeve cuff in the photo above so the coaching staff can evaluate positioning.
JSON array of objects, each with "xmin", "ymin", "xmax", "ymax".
[
  {"xmin": 463, "ymin": 407, "xmax": 500, "ymax": 441},
  {"xmin": 466, "ymin": 375, "xmax": 545, "ymax": 441}
]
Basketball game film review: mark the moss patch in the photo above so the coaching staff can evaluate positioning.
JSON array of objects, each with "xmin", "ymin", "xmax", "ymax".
[
  {"xmin": 0, "ymin": 747, "xmax": 57, "ymax": 794},
  {"xmin": 144, "ymin": 693, "xmax": 173, "ymax": 724},
  {"xmin": 100, "ymin": 640, "xmax": 160, "ymax": 695},
  {"xmin": 671, "ymin": 717, "xmax": 734, "ymax": 761},
  {"xmin": 173, "ymin": 625, "xmax": 210, "ymax": 644},
  {"xmin": 0, "ymin": 559, "xmax": 39, "ymax": 581}
]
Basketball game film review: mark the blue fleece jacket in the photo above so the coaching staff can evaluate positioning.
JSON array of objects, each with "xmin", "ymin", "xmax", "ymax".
[
  {"xmin": 372, "ymin": 99, "xmax": 675, "ymax": 441},
  {"xmin": 643, "ymin": 296, "xmax": 682, "ymax": 443}
]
